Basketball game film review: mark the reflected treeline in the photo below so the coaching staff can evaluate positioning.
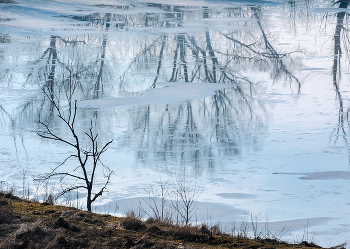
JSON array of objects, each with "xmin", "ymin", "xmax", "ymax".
[
  {"xmin": 0, "ymin": 34, "xmax": 12, "ymax": 85},
  {"xmin": 0, "ymin": 32, "xmax": 114, "ymax": 147},
  {"xmin": 281, "ymin": 0, "xmax": 321, "ymax": 33},
  {"xmin": 113, "ymin": 5, "xmax": 301, "ymax": 92},
  {"xmin": 110, "ymin": 4, "xmax": 301, "ymax": 173},
  {"xmin": 129, "ymin": 89, "xmax": 266, "ymax": 175},
  {"xmin": 329, "ymin": 0, "xmax": 350, "ymax": 166},
  {"xmin": 276, "ymin": 0, "xmax": 350, "ymax": 165},
  {"xmin": 0, "ymin": 2, "xmax": 303, "ymax": 174}
]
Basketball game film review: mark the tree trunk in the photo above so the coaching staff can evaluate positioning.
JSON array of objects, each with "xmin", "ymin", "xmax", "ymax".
[{"xmin": 87, "ymin": 188, "xmax": 92, "ymax": 211}]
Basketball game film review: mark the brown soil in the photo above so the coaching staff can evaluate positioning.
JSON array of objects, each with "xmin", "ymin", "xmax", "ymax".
[{"xmin": 0, "ymin": 192, "xmax": 340, "ymax": 249}]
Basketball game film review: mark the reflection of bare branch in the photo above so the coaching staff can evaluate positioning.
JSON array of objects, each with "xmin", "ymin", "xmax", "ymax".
[
  {"xmin": 253, "ymin": 9, "xmax": 301, "ymax": 92},
  {"xmin": 179, "ymin": 34, "xmax": 189, "ymax": 82},
  {"xmin": 328, "ymin": 0, "xmax": 350, "ymax": 167},
  {"xmin": 4, "ymin": 4, "xmax": 305, "ymax": 177},
  {"xmin": 94, "ymin": 13, "xmax": 111, "ymax": 99},
  {"xmin": 151, "ymin": 35, "xmax": 167, "ymax": 88},
  {"xmin": 0, "ymin": 105, "xmax": 21, "ymax": 158},
  {"xmin": 222, "ymin": 9, "xmax": 301, "ymax": 92},
  {"xmin": 117, "ymin": 37, "xmax": 161, "ymax": 91},
  {"xmin": 131, "ymin": 80, "xmax": 266, "ymax": 173}
]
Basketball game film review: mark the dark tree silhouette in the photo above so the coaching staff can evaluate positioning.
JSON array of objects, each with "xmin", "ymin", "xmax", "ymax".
[{"xmin": 36, "ymin": 81, "xmax": 113, "ymax": 211}]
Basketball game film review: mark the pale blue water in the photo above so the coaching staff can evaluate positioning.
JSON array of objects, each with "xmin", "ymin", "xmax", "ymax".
[{"xmin": 1, "ymin": 0, "xmax": 350, "ymax": 246}]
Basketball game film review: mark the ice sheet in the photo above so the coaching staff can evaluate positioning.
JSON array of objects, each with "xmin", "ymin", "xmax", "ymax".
[{"xmin": 78, "ymin": 82, "xmax": 230, "ymax": 108}]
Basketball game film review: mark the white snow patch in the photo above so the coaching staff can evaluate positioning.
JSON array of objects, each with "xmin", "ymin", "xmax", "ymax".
[
  {"xmin": 311, "ymin": 8, "xmax": 350, "ymax": 13},
  {"xmin": 79, "ymin": 82, "xmax": 230, "ymax": 108}
]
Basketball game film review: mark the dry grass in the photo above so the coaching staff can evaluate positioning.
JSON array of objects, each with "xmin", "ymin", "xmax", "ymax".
[
  {"xmin": 120, "ymin": 210, "xmax": 147, "ymax": 232},
  {"xmin": 0, "ymin": 201, "xmax": 14, "ymax": 224},
  {"xmin": 0, "ymin": 192, "xmax": 339, "ymax": 249}
]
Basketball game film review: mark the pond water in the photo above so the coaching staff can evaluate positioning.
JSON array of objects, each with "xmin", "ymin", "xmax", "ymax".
[{"xmin": 1, "ymin": 0, "xmax": 350, "ymax": 246}]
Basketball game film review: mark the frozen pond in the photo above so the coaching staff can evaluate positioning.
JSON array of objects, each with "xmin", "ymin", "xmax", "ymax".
[{"xmin": 1, "ymin": 0, "xmax": 350, "ymax": 246}]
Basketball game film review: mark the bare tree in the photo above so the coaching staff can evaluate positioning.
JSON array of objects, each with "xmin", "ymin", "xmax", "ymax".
[
  {"xmin": 171, "ymin": 180, "xmax": 201, "ymax": 225},
  {"xmin": 140, "ymin": 179, "xmax": 202, "ymax": 225},
  {"xmin": 141, "ymin": 178, "xmax": 173, "ymax": 223},
  {"xmin": 36, "ymin": 79, "xmax": 113, "ymax": 211}
]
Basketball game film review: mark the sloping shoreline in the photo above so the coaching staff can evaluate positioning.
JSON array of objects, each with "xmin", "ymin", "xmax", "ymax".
[{"xmin": 0, "ymin": 191, "xmax": 338, "ymax": 249}]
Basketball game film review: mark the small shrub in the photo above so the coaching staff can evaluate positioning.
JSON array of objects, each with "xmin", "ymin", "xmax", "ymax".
[
  {"xmin": 55, "ymin": 217, "xmax": 71, "ymax": 229},
  {"xmin": 0, "ymin": 200, "xmax": 8, "ymax": 206},
  {"xmin": 147, "ymin": 224, "xmax": 163, "ymax": 235},
  {"xmin": 211, "ymin": 224, "xmax": 221, "ymax": 235},
  {"xmin": 123, "ymin": 236, "xmax": 135, "ymax": 248},
  {"xmin": 121, "ymin": 216, "xmax": 146, "ymax": 231},
  {"xmin": 166, "ymin": 224, "xmax": 201, "ymax": 241},
  {"xmin": 55, "ymin": 217, "xmax": 80, "ymax": 232},
  {"xmin": 0, "ymin": 202, "xmax": 15, "ymax": 224},
  {"xmin": 3, "ymin": 190, "xmax": 20, "ymax": 200},
  {"xmin": 56, "ymin": 236, "xmax": 68, "ymax": 245},
  {"xmin": 71, "ymin": 211, "xmax": 90, "ymax": 221},
  {"xmin": 44, "ymin": 209, "xmax": 56, "ymax": 214},
  {"xmin": 200, "ymin": 224, "xmax": 211, "ymax": 237},
  {"xmin": 136, "ymin": 234, "xmax": 154, "ymax": 247},
  {"xmin": 145, "ymin": 216, "xmax": 155, "ymax": 224},
  {"xmin": 12, "ymin": 221, "xmax": 56, "ymax": 243},
  {"xmin": 145, "ymin": 216, "xmax": 173, "ymax": 227},
  {"xmin": 44, "ymin": 193, "xmax": 56, "ymax": 205}
]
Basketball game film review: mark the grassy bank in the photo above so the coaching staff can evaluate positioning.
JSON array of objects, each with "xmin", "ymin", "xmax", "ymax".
[{"xmin": 0, "ymin": 191, "xmax": 341, "ymax": 249}]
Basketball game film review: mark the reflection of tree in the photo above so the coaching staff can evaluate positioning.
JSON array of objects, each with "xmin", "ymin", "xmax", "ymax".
[
  {"xmin": 281, "ymin": 0, "xmax": 317, "ymax": 35},
  {"xmin": 0, "ymin": 34, "xmax": 13, "ymax": 85},
  {"xmin": 0, "ymin": 34, "xmax": 24, "ymax": 157},
  {"xmin": 330, "ymin": 0, "xmax": 350, "ymax": 165},
  {"xmin": 94, "ymin": 13, "xmax": 112, "ymax": 99},
  {"xmin": 115, "ymin": 5, "xmax": 301, "ymax": 174},
  {"xmin": 0, "ymin": 21, "xmax": 110, "ymax": 164},
  {"xmin": 1, "ymin": 3, "xmax": 302, "ymax": 176},
  {"xmin": 222, "ymin": 7, "xmax": 301, "ymax": 92},
  {"xmin": 0, "ymin": 105, "xmax": 28, "ymax": 159},
  {"xmin": 131, "ymin": 86, "xmax": 266, "ymax": 175},
  {"xmin": 13, "ymin": 12, "xmax": 116, "ymax": 126}
]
